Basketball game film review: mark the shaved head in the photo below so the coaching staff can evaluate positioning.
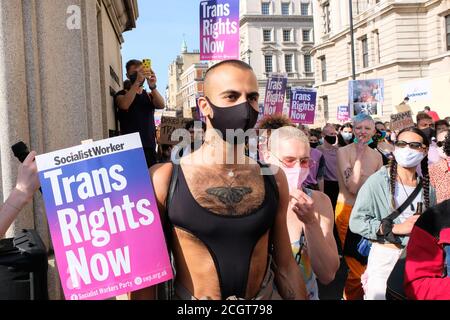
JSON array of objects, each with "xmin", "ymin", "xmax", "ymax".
[{"xmin": 204, "ymin": 60, "xmax": 254, "ymax": 96}]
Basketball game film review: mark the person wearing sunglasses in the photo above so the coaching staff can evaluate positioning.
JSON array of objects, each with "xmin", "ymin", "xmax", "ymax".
[
  {"xmin": 429, "ymin": 130, "xmax": 450, "ymax": 204},
  {"xmin": 349, "ymin": 127, "xmax": 436, "ymax": 300},
  {"xmin": 336, "ymin": 113, "xmax": 383, "ymax": 300},
  {"xmin": 263, "ymin": 126, "xmax": 339, "ymax": 300}
]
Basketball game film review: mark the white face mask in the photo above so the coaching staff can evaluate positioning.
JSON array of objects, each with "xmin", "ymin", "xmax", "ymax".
[
  {"xmin": 393, "ymin": 147, "xmax": 425, "ymax": 168},
  {"xmin": 282, "ymin": 167, "xmax": 310, "ymax": 192},
  {"xmin": 341, "ymin": 132, "xmax": 353, "ymax": 141}
]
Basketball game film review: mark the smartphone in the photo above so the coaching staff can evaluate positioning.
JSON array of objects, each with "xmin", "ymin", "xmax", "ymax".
[
  {"xmin": 142, "ymin": 58, "xmax": 151, "ymax": 70},
  {"xmin": 11, "ymin": 141, "xmax": 30, "ymax": 163},
  {"xmin": 142, "ymin": 58, "xmax": 152, "ymax": 71}
]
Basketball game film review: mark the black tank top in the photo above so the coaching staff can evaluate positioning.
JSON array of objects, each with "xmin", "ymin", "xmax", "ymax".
[{"xmin": 167, "ymin": 164, "xmax": 279, "ymax": 299}]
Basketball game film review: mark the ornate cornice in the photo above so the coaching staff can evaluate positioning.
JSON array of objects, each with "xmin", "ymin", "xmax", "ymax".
[{"xmin": 240, "ymin": 14, "xmax": 313, "ymax": 26}]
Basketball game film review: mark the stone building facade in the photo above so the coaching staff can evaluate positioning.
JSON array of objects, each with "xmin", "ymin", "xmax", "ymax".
[{"xmin": 0, "ymin": 0, "xmax": 138, "ymax": 299}]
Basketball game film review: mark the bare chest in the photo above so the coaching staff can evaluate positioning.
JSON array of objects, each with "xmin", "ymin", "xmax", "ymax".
[{"xmin": 182, "ymin": 166, "xmax": 265, "ymax": 216}]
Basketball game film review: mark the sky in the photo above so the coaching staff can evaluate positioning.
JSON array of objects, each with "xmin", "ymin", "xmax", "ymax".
[{"xmin": 121, "ymin": 0, "xmax": 201, "ymax": 93}]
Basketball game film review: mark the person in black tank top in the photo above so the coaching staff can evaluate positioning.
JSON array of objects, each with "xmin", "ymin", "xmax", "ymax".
[{"xmin": 130, "ymin": 60, "xmax": 307, "ymax": 300}]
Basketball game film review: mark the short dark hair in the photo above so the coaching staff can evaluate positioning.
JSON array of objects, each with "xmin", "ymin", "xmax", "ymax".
[
  {"xmin": 258, "ymin": 114, "xmax": 294, "ymax": 130},
  {"xmin": 126, "ymin": 59, "xmax": 142, "ymax": 73},
  {"xmin": 435, "ymin": 119, "xmax": 449, "ymax": 128},
  {"xmin": 404, "ymin": 97, "xmax": 410, "ymax": 101},
  {"xmin": 416, "ymin": 112, "xmax": 432, "ymax": 124},
  {"xmin": 424, "ymin": 106, "xmax": 431, "ymax": 111},
  {"xmin": 444, "ymin": 130, "xmax": 450, "ymax": 157}
]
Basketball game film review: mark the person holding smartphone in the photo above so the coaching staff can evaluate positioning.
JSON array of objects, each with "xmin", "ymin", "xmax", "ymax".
[
  {"xmin": 115, "ymin": 59, "xmax": 165, "ymax": 168},
  {"xmin": 0, "ymin": 152, "xmax": 40, "ymax": 238}
]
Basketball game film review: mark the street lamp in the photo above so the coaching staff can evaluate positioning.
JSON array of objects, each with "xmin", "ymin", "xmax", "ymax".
[{"xmin": 349, "ymin": 0, "xmax": 356, "ymax": 80}]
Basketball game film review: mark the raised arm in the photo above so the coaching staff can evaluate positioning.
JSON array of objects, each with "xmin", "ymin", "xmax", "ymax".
[
  {"xmin": 0, "ymin": 152, "xmax": 40, "ymax": 239},
  {"xmin": 292, "ymin": 190, "xmax": 339, "ymax": 285},
  {"xmin": 272, "ymin": 171, "xmax": 307, "ymax": 300},
  {"xmin": 116, "ymin": 72, "xmax": 145, "ymax": 111}
]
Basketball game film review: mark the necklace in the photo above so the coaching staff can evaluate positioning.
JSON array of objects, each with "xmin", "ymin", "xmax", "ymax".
[{"xmin": 397, "ymin": 174, "xmax": 416, "ymax": 211}]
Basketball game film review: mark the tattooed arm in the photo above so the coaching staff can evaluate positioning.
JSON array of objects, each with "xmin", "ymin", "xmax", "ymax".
[{"xmin": 272, "ymin": 170, "xmax": 308, "ymax": 300}]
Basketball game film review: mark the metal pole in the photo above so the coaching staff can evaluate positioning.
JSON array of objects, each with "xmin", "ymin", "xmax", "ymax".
[{"xmin": 349, "ymin": 0, "xmax": 356, "ymax": 80}]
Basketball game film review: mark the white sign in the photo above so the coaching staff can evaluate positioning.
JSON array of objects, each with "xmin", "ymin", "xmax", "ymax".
[{"xmin": 401, "ymin": 78, "xmax": 432, "ymax": 102}]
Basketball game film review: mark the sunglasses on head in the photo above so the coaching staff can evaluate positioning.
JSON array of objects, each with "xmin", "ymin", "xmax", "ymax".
[{"xmin": 394, "ymin": 140, "xmax": 426, "ymax": 151}]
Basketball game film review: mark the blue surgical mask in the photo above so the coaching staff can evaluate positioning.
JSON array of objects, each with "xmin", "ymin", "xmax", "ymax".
[{"xmin": 393, "ymin": 147, "xmax": 425, "ymax": 168}]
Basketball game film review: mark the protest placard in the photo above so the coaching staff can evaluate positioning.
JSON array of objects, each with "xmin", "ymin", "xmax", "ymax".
[
  {"xmin": 289, "ymin": 88, "xmax": 317, "ymax": 125},
  {"xmin": 263, "ymin": 74, "xmax": 288, "ymax": 116},
  {"xmin": 390, "ymin": 111, "xmax": 415, "ymax": 132},
  {"xmin": 200, "ymin": 0, "xmax": 239, "ymax": 60},
  {"xmin": 36, "ymin": 133, "xmax": 173, "ymax": 300},
  {"xmin": 337, "ymin": 105, "xmax": 351, "ymax": 122},
  {"xmin": 160, "ymin": 116, "xmax": 192, "ymax": 145},
  {"xmin": 349, "ymin": 79, "xmax": 384, "ymax": 116}
]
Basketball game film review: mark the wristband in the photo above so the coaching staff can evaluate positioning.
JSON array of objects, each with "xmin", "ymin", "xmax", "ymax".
[{"xmin": 149, "ymin": 84, "xmax": 157, "ymax": 90}]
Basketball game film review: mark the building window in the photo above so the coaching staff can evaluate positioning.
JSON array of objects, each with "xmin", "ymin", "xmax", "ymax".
[
  {"xmin": 285, "ymin": 54, "xmax": 293, "ymax": 73},
  {"xmin": 304, "ymin": 54, "xmax": 312, "ymax": 73},
  {"xmin": 263, "ymin": 29, "xmax": 272, "ymax": 42},
  {"xmin": 302, "ymin": 29, "xmax": 311, "ymax": 42},
  {"xmin": 301, "ymin": 3, "xmax": 309, "ymax": 15},
  {"xmin": 262, "ymin": 2, "xmax": 270, "ymax": 15},
  {"xmin": 320, "ymin": 56, "xmax": 327, "ymax": 81},
  {"xmin": 362, "ymin": 36, "xmax": 369, "ymax": 68},
  {"xmin": 322, "ymin": 2, "xmax": 331, "ymax": 34},
  {"xmin": 446, "ymin": 15, "xmax": 450, "ymax": 51},
  {"xmin": 264, "ymin": 55, "xmax": 273, "ymax": 74},
  {"xmin": 282, "ymin": 2, "xmax": 290, "ymax": 15},
  {"xmin": 283, "ymin": 29, "xmax": 292, "ymax": 42}
]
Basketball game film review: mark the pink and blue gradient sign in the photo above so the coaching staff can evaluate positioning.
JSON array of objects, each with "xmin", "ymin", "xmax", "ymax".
[
  {"xmin": 200, "ymin": 0, "xmax": 240, "ymax": 61},
  {"xmin": 36, "ymin": 133, "xmax": 173, "ymax": 300},
  {"xmin": 289, "ymin": 88, "xmax": 317, "ymax": 125},
  {"xmin": 263, "ymin": 74, "xmax": 288, "ymax": 116}
]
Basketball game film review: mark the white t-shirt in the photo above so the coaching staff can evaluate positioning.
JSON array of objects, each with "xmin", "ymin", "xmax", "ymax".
[{"xmin": 394, "ymin": 182, "xmax": 423, "ymax": 223}]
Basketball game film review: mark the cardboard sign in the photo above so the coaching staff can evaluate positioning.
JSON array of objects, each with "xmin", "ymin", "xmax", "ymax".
[
  {"xmin": 390, "ymin": 111, "xmax": 415, "ymax": 132},
  {"xmin": 36, "ymin": 133, "xmax": 173, "ymax": 300},
  {"xmin": 160, "ymin": 117, "xmax": 191, "ymax": 145},
  {"xmin": 289, "ymin": 88, "xmax": 317, "ymax": 125},
  {"xmin": 200, "ymin": 0, "xmax": 240, "ymax": 60},
  {"xmin": 263, "ymin": 74, "xmax": 288, "ymax": 116}
]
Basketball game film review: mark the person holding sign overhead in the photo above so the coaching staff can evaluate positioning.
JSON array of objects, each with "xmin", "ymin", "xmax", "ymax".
[
  {"xmin": 115, "ymin": 59, "xmax": 165, "ymax": 168},
  {"xmin": 131, "ymin": 60, "xmax": 307, "ymax": 300}
]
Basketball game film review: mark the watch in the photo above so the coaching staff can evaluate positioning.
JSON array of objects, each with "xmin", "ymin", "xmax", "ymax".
[{"xmin": 149, "ymin": 84, "xmax": 157, "ymax": 90}]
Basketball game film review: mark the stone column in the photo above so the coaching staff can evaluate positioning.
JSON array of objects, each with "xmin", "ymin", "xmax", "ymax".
[{"xmin": 0, "ymin": 0, "xmax": 105, "ymax": 300}]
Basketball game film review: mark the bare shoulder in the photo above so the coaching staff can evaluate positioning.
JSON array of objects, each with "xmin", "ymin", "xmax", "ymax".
[
  {"xmin": 310, "ymin": 190, "xmax": 334, "ymax": 219},
  {"xmin": 149, "ymin": 162, "xmax": 173, "ymax": 206}
]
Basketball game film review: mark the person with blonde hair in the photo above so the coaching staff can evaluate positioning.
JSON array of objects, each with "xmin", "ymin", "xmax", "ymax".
[{"xmin": 263, "ymin": 126, "xmax": 339, "ymax": 300}]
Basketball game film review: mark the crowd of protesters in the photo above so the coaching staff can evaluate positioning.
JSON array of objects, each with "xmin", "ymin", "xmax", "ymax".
[{"xmin": 2, "ymin": 59, "xmax": 450, "ymax": 301}]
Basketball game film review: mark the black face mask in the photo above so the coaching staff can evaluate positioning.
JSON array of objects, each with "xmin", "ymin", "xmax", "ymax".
[
  {"xmin": 206, "ymin": 97, "xmax": 259, "ymax": 142},
  {"xmin": 421, "ymin": 127, "xmax": 436, "ymax": 144},
  {"xmin": 324, "ymin": 135, "xmax": 337, "ymax": 145},
  {"xmin": 310, "ymin": 142, "xmax": 319, "ymax": 149}
]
